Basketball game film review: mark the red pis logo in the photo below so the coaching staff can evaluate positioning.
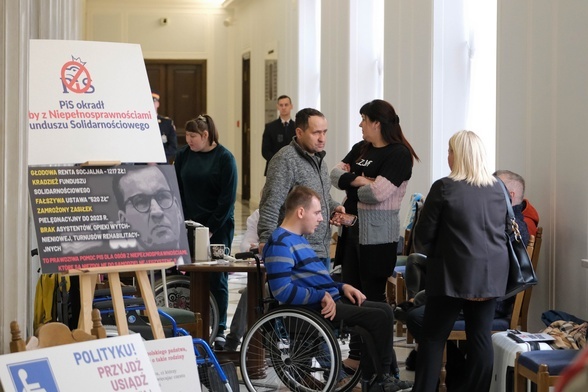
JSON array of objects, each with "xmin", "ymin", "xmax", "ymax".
[{"xmin": 60, "ymin": 56, "xmax": 95, "ymax": 94}]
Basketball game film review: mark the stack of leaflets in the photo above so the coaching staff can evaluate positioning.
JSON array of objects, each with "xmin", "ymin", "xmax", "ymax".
[{"xmin": 507, "ymin": 330, "xmax": 555, "ymax": 343}]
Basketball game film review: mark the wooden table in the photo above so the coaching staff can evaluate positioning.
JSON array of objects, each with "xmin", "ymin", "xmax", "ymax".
[{"xmin": 178, "ymin": 260, "xmax": 266, "ymax": 373}]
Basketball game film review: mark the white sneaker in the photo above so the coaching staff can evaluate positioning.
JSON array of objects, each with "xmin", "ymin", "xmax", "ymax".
[{"xmin": 214, "ymin": 334, "xmax": 226, "ymax": 350}]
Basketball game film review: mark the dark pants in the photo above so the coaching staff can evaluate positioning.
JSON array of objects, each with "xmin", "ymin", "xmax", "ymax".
[
  {"xmin": 333, "ymin": 299, "xmax": 397, "ymax": 379},
  {"xmin": 340, "ymin": 224, "xmax": 398, "ymax": 302},
  {"xmin": 339, "ymin": 224, "xmax": 399, "ymax": 365},
  {"xmin": 405, "ymin": 253, "xmax": 427, "ymax": 299},
  {"xmin": 208, "ymin": 219, "xmax": 234, "ymax": 334},
  {"xmin": 340, "ymin": 225, "xmax": 361, "ymax": 289},
  {"xmin": 359, "ymin": 243, "xmax": 398, "ymax": 302},
  {"xmin": 412, "ymin": 296, "xmax": 497, "ymax": 392},
  {"xmin": 210, "ymin": 271, "xmax": 228, "ymax": 333}
]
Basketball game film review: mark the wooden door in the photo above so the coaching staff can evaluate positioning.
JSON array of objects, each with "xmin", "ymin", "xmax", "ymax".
[
  {"xmin": 145, "ymin": 60, "xmax": 207, "ymax": 149},
  {"xmin": 241, "ymin": 55, "xmax": 251, "ymax": 200}
]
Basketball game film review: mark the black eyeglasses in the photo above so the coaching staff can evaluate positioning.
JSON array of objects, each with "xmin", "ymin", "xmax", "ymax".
[{"xmin": 125, "ymin": 190, "xmax": 174, "ymax": 213}]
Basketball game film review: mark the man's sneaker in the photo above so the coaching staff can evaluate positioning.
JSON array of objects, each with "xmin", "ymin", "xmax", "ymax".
[
  {"xmin": 392, "ymin": 379, "xmax": 413, "ymax": 392},
  {"xmin": 381, "ymin": 374, "xmax": 413, "ymax": 392},
  {"xmin": 405, "ymin": 349, "xmax": 417, "ymax": 371},
  {"xmin": 224, "ymin": 334, "xmax": 240, "ymax": 352},
  {"xmin": 366, "ymin": 379, "xmax": 402, "ymax": 392},
  {"xmin": 214, "ymin": 334, "xmax": 226, "ymax": 351}
]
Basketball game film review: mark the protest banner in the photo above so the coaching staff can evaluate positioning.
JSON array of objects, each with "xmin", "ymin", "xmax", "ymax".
[
  {"xmin": 0, "ymin": 334, "xmax": 160, "ymax": 392},
  {"xmin": 145, "ymin": 336, "xmax": 201, "ymax": 392},
  {"xmin": 29, "ymin": 165, "xmax": 190, "ymax": 274},
  {"xmin": 28, "ymin": 40, "xmax": 165, "ymax": 165}
]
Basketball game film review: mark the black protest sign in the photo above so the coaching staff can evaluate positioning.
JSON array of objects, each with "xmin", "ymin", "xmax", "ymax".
[{"xmin": 29, "ymin": 164, "xmax": 190, "ymax": 273}]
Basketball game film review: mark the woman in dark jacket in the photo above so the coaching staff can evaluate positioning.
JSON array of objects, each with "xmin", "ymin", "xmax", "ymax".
[
  {"xmin": 175, "ymin": 114, "xmax": 238, "ymax": 349},
  {"xmin": 412, "ymin": 130, "xmax": 509, "ymax": 392}
]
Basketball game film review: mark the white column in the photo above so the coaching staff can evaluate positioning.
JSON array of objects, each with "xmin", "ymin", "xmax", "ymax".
[
  {"xmin": 320, "ymin": 0, "xmax": 384, "ymax": 183},
  {"xmin": 1, "ymin": 0, "xmax": 33, "ymax": 355},
  {"xmin": 297, "ymin": 0, "xmax": 321, "ymax": 111},
  {"xmin": 0, "ymin": 0, "xmax": 82, "ymax": 353}
]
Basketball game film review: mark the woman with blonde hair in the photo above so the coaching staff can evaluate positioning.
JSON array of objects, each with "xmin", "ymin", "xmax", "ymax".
[{"xmin": 412, "ymin": 130, "xmax": 509, "ymax": 392}]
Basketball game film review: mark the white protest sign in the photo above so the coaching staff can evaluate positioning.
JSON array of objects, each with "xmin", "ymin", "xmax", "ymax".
[
  {"xmin": 28, "ymin": 39, "xmax": 166, "ymax": 165},
  {"xmin": 145, "ymin": 336, "xmax": 201, "ymax": 392},
  {"xmin": 0, "ymin": 334, "xmax": 160, "ymax": 392}
]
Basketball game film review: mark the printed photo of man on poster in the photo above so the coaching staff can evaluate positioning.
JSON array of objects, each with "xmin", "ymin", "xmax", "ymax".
[{"xmin": 112, "ymin": 165, "xmax": 183, "ymax": 252}]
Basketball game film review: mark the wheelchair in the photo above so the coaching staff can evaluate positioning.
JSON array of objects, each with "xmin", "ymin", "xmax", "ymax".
[
  {"xmin": 236, "ymin": 252, "xmax": 372, "ymax": 392},
  {"xmin": 153, "ymin": 273, "xmax": 220, "ymax": 344},
  {"xmin": 93, "ymin": 287, "xmax": 238, "ymax": 391}
]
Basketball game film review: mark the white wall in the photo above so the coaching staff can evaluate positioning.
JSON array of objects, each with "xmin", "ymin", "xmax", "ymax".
[
  {"xmin": 497, "ymin": 0, "xmax": 588, "ymax": 328},
  {"xmin": 84, "ymin": 0, "xmax": 310, "ymax": 206},
  {"xmin": 0, "ymin": 0, "xmax": 83, "ymax": 353},
  {"xmin": 85, "ymin": 0, "xmax": 237, "ymax": 186},
  {"xmin": 383, "ymin": 0, "xmax": 588, "ymax": 330},
  {"xmin": 383, "ymin": 1, "xmax": 434, "ymax": 218},
  {"xmin": 227, "ymin": 0, "xmax": 300, "ymax": 205},
  {"xmin": 320, "ymin": 0, "xmax": 386, "ymax": 205}
]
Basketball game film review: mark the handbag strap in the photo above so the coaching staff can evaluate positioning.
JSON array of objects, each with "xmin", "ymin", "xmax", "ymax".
[{"xmin": 495, "ymin": 177, "xmax": 523, "ymax": 242}]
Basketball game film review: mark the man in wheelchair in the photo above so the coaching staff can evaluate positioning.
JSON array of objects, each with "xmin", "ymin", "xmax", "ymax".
[{"xmin": 263, "ymin": 185, "xmax": 413, "ymax": 392}]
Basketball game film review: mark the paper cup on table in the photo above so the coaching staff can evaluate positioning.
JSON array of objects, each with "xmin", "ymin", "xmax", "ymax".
[{"xmin": 194, "ymin": 226, "xmax": 210, "ymax": 261}]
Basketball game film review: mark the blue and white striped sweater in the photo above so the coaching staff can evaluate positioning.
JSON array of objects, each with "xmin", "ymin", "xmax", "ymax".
[{"xmin": 263, "ymin": 227, "xmax": 343, "ymax": 308}]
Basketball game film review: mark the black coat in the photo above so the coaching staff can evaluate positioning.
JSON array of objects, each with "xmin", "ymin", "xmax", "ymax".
[
  {"xmin": 158, "ymin": 115, "xmax": 177, "ymax": 160},
  {"xmin": 414, "ymin": 178, "xmax": 509, "ymax": 298},
  {"xmin": 261, "ymin": 118, "xmax": 296, "ymax": 175}
]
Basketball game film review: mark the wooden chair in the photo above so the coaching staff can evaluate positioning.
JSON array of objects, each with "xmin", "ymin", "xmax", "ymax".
[
  {"xmin": 386, "ymin": 198, "xmax": 423, "ymax": 342},
  {"xmin": 386, "ymin": 226, "xmax": 411, "ymax": 307},
  {"xmin": 514, "ymin": 349, "xmax": 579, "ymax": 392},
  {"xmin": 438, "ymin": 227, "xmax": 544, "ymax": 392},
  {"xmin": 10, "ymin": 308, "xmax": 106, "ymax": 353},
  {"xmin": 520, "ymin": 227, "xmax": 543, "ymax": 331}
]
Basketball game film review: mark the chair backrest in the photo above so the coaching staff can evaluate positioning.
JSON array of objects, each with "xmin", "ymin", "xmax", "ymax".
[
  {"xmin": 509, "ymin": 227, "xmax": 543, "ymax": 331},
  {"xmin": 402, "ymin": 199, "xmax": 424, "ymax": 256},
  {"xmin": 10, "ymin": 308, "xmax": 106, "ymax": 353},
  {"xmin": 529, "ymin": 226, "xmax": 543, "ymax": 270}
]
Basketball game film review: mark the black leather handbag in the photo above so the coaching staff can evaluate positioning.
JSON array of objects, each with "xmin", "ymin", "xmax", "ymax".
[{"xmin": 497, "ymin": 179, "xmax": 538, "ymax": 299}]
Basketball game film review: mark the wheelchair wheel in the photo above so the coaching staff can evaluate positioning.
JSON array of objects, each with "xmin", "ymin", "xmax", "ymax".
[
  {"xmin": 240, "ymin": 306, "xmax": 340, "ymax": 392},
  {"xmin": 208, "ymin": 294, "xmax": 220, "ymax": 345},
  {"xmin": 153, "ymin": 275, "xmax": 219, "ymax": 344},
  {"xmin": 154, "ymin": 275, "xmax": 191, "ymax": 309}
]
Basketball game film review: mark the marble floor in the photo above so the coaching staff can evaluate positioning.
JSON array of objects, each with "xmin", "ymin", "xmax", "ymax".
[{"xmin": 226, "ymin": 197, "xmax": 416, "ymax": 388}]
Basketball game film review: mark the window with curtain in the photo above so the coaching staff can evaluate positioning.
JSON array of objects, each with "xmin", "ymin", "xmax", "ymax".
[{"xmin": 464, "ymin": 0, "xmax": 497, "ymax": 169}]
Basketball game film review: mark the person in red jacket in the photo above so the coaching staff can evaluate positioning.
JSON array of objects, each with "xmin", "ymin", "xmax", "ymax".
[
  {"xmin": 522, "ymin": 198, "xmax": 540, "ymax": 236},
  {"xmin": 495, "ymin": 169, "xmax": 540, "ymax": 238}
]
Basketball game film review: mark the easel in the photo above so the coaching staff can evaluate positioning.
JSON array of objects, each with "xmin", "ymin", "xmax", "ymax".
[
  {"xmin": 69, "ymin": 263, "xmax": 175, "ymax": 339},
  {"xmin": 27, "ymin": 40, "xmax": 183, "ymax": 347}
]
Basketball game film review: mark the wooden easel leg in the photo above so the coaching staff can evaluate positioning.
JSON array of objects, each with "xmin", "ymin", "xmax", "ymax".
[
  {"xmin": 107, "ymin": 272, "xmax": 129, "ymax": 336},
  {"xmin": 71, "ymin": 263, "xmax": 174, "ymax": 338},
  {"xmin": 136, "ymin": 270, "xmax": 165, "ymax": 339},
  {"xmin": 78, "ymin": 274, "xmax": 98, "ymax": 333}
]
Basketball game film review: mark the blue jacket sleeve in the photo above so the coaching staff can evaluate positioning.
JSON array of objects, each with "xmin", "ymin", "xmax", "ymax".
[{"xmin": 264, "ymin": 242, "xmax": 328, "ymax": 306}]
